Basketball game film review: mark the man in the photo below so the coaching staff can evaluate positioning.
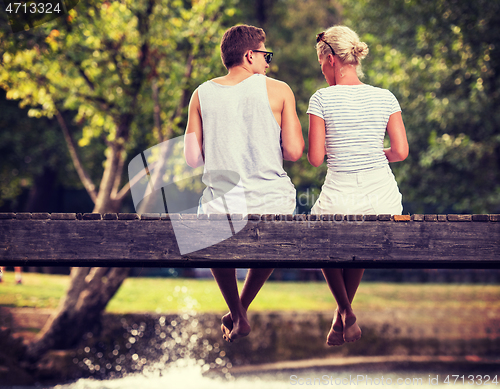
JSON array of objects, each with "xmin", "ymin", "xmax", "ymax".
[{"xmin": 184, "ymin": 25, "xmax": 304, "ymax": 341}]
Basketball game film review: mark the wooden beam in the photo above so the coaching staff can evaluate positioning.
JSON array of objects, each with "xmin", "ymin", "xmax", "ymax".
[{"xmin": 0, "ymin": 213, "xmax": 499, "ymax": 268}]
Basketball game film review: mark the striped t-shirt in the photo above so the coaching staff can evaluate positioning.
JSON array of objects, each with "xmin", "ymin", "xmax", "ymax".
[{"xmin": 307, "ymin": 84, "xmax": 401, "ymax": 173}]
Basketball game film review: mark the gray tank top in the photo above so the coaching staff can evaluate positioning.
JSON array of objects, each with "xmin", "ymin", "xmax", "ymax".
[{"xmin": 197, "ymin": 74, "xmax": 296, "ymax": 214}]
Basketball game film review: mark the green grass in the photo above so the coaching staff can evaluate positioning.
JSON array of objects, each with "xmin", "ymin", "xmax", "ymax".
[{"xmin": 1, "ymin": 271, "xmax": 499, "ymax": 314}]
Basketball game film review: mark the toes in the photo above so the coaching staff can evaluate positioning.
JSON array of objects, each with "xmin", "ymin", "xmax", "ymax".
[
  {"xmin": 221, "ymin": 324, "xmax": 233, "ymax": 343},
  {"xmin": 222, "ymin": 313, "xmax": 233, "ymax": 330}
]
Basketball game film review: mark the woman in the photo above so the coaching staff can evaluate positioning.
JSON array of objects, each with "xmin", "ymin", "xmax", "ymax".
[{"xmin": 307, "ymin": 25, "xmax": 408, "ymax": 346}]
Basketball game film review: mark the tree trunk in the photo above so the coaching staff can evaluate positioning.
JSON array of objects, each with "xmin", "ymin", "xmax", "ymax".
[
  {"xmin": 27, "ymin": 267, "xmax": 130, "ymax": 361},
  {"xmin": 25, "ymin": 1, "xmax": 155, "ymax": 363},
  {"xmin": 27, "ymin": 121, "xmax": 132, "ymax": 361},
  {"xmin": 93, "ymin": 146, "xmax": 125, "ymax": 213}
]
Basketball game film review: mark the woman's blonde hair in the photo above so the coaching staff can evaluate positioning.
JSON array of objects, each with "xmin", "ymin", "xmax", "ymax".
[{"xmin": 316, "ymin": 25, "xmax": 369, "ymax": 78}]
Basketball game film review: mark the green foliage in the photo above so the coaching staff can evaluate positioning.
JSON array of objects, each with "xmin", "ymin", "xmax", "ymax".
[
  {"xmin": 237, "ymin": 0, "xmax": 500, "ymax": 213},
  {"xmin": 1, "ymin": 0, "xmax": 499, "ymax": 213},
  {"xmin": 0, "ymin": 0, "xmax": 234, "ymax": 211},
  {"xmin": 1, "ymin": 0, "xmax": 230, "ymax": 139},
  {"xmin": 340, "ymin": 0, "xmax": 500, "ymax": 213},
  {"xmin": 0, "ymin": 89, "xmax": 74, "ymax": 209}
]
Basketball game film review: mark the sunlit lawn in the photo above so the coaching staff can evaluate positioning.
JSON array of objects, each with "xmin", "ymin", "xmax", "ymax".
[{"xmin": 0, "ymin": 271, "xmax": 499, "ymax": 314}]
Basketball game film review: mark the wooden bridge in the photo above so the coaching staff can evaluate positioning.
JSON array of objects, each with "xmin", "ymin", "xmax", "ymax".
[{"xmin": 0, "ymin": 212, "xmax": 499, "ymax": 269}]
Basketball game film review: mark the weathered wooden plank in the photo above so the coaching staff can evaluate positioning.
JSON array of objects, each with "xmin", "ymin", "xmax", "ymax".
[
  {"xmin": 448, "ymin": 214, "xmax": 472, "ymax": 222},
  {"xmin": 16, "ymin": 213, "xmax": 32, "ymax": 220},
  {"xmin": 51, "ymin": 213, "xmax": 77, "ymax": 220},
  {"xmin": 32, "ymin": 213, "xmax": 50, "ymax": 220},
  {"xmin": 0, "ymin": 215, "xmax": 499, "ymax": 268},
  {"xmin": 140, "ymin": 213, "xmax": 161, "ymax": 220},
  {"xmin": 82, "ymin": 213, "xmax": 101, "ymax": 220},
  {"xmin": 117, "ymin": 213, "xmax": 139, "ymax": 220}
]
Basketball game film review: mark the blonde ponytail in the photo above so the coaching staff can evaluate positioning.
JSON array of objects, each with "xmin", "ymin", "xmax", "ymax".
[{"xmin": 316, "ymin": 25, "xmax": 369, "ymax": 78}]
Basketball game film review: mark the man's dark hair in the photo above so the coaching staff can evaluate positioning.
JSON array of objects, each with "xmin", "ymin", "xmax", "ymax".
[{"xmin": 220, "ymin": 25, "xmax": 266, "ymax": 69}]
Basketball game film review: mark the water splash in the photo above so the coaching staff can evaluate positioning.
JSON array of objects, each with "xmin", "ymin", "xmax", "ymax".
[
  {"xmin": 60, "ymin": 281, "xmax": 235, "ymax": 387},
  {"xmin": 52, "ymin": 362, "xmax": 293, "ymax": 389},
  {"xmin": 51, "ymin": 367, "xmax": 469, "ymax": 389}
]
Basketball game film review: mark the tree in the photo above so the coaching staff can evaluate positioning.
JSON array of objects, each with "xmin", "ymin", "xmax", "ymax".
[
  {"xmin": 339, "ymin": 0, "xmax": 500, "ymax": 213},
  {"xmin": 1, "ymin": 0, "xmax": 233, "ymax": 359},
  {"xmin": 0, "ymin": 89, "xmax": 73, "ymax": 213}
]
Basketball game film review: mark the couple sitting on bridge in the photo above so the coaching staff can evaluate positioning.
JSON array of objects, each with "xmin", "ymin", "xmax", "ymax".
[{"xmin": 184, "ymin": 24, "xmax": 408, "ymax": 345}]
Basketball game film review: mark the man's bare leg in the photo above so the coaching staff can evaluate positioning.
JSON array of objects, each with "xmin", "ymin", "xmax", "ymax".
[
  {"xmin": 211, "ymin": 268, "xmax": 251, "ymax": 342},
  {"xmin": 322, "ymin": 268, "xmax": 364, "ymax": 344},
  {"xmin": 220, "ymin": 268, "xmax": 274, "ymax": 340}
]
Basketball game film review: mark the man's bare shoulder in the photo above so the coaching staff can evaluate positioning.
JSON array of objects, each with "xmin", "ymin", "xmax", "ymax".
[
  {"xmin": 266, "ymin": 76, "xmax": 290, "ymax": 89},
  {"xmin": 265, "ymin": 77, "xmax": 293, "ymax": 97}
]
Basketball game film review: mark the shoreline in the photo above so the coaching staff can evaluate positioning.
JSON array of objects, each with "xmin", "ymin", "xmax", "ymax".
[{"xmin": 224, "ymin": 355, "xmax": 500, "ymax": 375}]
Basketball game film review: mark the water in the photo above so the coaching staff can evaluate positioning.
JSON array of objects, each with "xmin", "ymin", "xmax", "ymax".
[
  {"xmin": 46, "ymin": 366, "xmax": 498, "ymax": 389},
  {"xmin": 6, "ymin": 301, "xmax": 497, "ymax": 389}
]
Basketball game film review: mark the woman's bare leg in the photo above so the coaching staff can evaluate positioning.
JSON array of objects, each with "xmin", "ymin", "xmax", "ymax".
[
  {"xmin": 342, "ymin": 268, "xmax": 364, "ymax": 302},
  {"xmin": 327, "ymin": 308, "xmax": 345, "ymax": 346},
  {"xmin": 322, "ymin": 268, "xmax": 364, "ymax": 344}
]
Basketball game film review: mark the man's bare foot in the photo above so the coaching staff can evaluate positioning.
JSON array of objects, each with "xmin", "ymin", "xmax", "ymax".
[
  {"xmin": 221, "ymin": 313, "xmax": 233, "ymax": 342},
  {"xmin": 220, "ymin": 311, "xmax": 251, "ymax": 342},
  {"xmin": 326, "ymin": 309, "xmax": 344, "ymax": 346},
  {"xmin": 340, "ymin": 308, "xmax": 361, "ymax": 343}
]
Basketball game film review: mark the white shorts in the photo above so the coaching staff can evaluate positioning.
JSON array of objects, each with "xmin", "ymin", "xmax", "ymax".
[{"xmin": 311, "ymin": 165, "xmax": 403, "ymax": 215}]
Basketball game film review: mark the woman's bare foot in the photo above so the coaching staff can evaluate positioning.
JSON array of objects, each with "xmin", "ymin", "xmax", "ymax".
[
  {"xmin": 326, "ymin": 309, "xmax": 344, "ymax": 346},
  {"xmin": 220, "ymin": 311, "xmax": 251, "ymax": 342},
  {"xmin": 340, "ymin": 308, "xmax": 362, "ymax": 343}
]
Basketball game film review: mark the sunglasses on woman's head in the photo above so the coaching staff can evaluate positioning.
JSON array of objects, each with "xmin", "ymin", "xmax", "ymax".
[
  {"xmin": 316, "ymin": 32, "xmax": 335, "ymax": 55},
  {"xmin": 252, "ymin": 50, "xmax": 273, "ymax": 64}
]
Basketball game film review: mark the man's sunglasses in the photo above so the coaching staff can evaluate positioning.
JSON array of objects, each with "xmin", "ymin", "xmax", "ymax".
[
  {"xmin": 316, "ymin": 32, "xmax": 335, "ymax": 55},
  {"xmin": 252, "ymin": 50, "xmax": 273, "ymax": 64}
]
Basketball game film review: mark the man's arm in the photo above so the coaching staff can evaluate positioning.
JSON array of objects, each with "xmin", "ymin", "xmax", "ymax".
[
  {"xmin": 267, "ymin": 78, "xmax": 304, "ymax": 161},
  {"xmin": 184, "ymin": 89, "xmax": 205, "ymax": 168},
  {"xmin": 280, "ymin": 83, "xmax": 304, "ymax": 161}
]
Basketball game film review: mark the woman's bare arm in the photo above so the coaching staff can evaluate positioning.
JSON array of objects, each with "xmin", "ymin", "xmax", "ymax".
[
  {"xmin": 307, "ymin": 114, "xmax": 326, "ymax": 167},
  {"xmin": 384, "ymin": 111, "xmax": 409, "ymax": 162}
]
